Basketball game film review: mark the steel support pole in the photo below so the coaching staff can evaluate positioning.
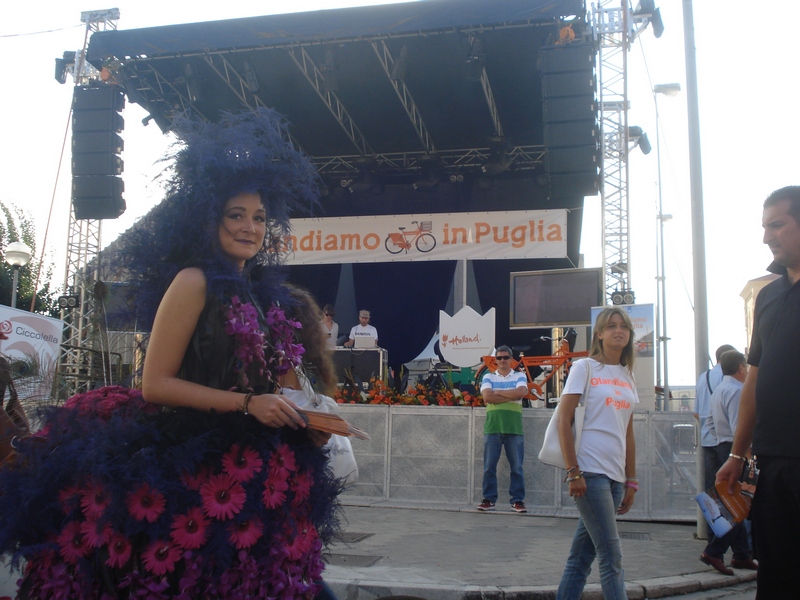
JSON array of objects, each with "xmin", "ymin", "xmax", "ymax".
[
  {"xmin": 683, "ymin": 0, "xmax": 710, "ymax": 539},
  {"xmin": 10, "ymin": 267, "xmax": 20, "ymax": 308}
]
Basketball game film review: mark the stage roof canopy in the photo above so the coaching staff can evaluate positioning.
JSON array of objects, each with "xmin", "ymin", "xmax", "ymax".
[{"xmin": 86, "ymin": 0, "xmax": 588, "ymax": 184}]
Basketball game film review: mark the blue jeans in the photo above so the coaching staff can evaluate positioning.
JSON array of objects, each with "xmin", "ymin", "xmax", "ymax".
[
  {"xmin": 482, "ymin": 433, "xmax": 525, "ymax": 504},
  {"xmin": 557, "ymin": 472, "xmax": 627, "ymax": 600}
]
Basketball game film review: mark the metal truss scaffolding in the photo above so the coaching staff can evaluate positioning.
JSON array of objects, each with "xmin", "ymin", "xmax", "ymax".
[
  {"xmin": 58, "ymin": 9, "xmax": 119, "ymax": 398},
  {"xmin": 593, "ymin": 0, "xmax": 632, "ymax": 303}
]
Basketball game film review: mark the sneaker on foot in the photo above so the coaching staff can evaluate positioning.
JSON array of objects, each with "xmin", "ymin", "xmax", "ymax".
[
  {"xmin": 511, "ymin": 501, "xmax": 527, "ymax": 513},
  {"xmin": 477, "ymin": 499, "xmax": 496, "ymax": 511}
]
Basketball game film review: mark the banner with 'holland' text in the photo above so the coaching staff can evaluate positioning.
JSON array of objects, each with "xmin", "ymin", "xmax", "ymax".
[{"xmin": 282, "ymin": 209, "xmax": 567, "ymax": 265}]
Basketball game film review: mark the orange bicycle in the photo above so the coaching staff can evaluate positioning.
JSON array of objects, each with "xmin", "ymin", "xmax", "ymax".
[
  {"xmin": 384, "ymin": 220, "xmax": 436, "ymax": 254},
  {"xmin": 474, "ymin": 335, "xmax": 587, "ymax": 401}
]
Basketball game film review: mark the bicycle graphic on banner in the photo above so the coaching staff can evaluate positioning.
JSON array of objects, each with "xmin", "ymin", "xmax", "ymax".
[{"xmin": 384, "ymin": 220, "xmax": 436, "ymax": 254}]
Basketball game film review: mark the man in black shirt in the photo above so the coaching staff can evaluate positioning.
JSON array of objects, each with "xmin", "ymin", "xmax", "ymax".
[{"xmin": 718, "ymin": 186, "xmax": 800, "ymax": 598}]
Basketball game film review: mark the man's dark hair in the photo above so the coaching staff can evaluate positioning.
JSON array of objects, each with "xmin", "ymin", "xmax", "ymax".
[
  {"xmin": 764, "ymin": 186, "xmax": 800, "ymax": 222},
  {"xmin": 496, "ymin": 345, "xmax": 513, "ymax": 357},
  {"xmin": 715, "ymin": 344, "xmax": 736, "ymax": 363},
  {"xmin": 720, "ymin": 350, "xmax": 746, "ymax": 376}
]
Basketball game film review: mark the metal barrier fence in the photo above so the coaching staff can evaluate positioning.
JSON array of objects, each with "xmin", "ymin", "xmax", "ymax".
[{"xmin": 339, "ymin": 405, "xmax": 698, "ymax": 522}]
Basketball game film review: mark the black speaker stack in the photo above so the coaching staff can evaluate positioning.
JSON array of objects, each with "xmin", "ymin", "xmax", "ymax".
[
  {"xmin": 71, "ymin": 85, "xmax": 126, "ymax": 220},
  {"xmin": 540, "ymin": 42, "xmax": 600, "ymax": 200}
]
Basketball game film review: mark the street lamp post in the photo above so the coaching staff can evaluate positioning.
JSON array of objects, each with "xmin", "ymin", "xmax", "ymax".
[
  {"xmin": 5, "ymin": 241, "xmax": 32, "ymax": 309},
  {"xmin": 653, "ymin": 82, "xmax": 681, "ymax": 410}
]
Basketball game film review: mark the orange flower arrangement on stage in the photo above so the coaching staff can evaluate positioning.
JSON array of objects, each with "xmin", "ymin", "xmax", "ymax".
[{"xmin": 334, "ymin": 377, "xmax": 484, "ymax": 407}]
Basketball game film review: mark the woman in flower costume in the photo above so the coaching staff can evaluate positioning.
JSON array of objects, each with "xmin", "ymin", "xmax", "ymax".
[{"xmin": 0, "ymin": 109, "xmax": 341, "ymax": 598}]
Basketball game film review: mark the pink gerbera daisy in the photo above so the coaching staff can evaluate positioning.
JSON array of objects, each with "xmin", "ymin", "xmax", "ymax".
[
  {"xmin": 80, "ymin": 480, "xmax": 110, "ymax": 520},
  {"xmin": 229, "ymin": 517, "xmax": 263, "ymax": 550},
  {"xmin": 199, "ymin": 473, "xmax": 246, "ymax": 520},
  {"xmin": 171, "ymin": 507, "xmax": 210, "ymax": 550},
  {"xmin": 126, "ymin": 482, "xmax": 166, "ymax": 523},
  {"xmin": 57, "ymin": 520, "xmax": 90, "ymax": 564},
  {"xmin": 141, "ymin": 539, "xmax": 182, "ymax": 576},
  {"xmin": 180, "ymin": 466, "xmax": 211, "ymax": 491},
  {"xmin": 262, "ymin": 475, "xmax": 289, "ymax": 509},
  {"xmin": 269, "ymin": 443, "xmax": 297, "ymax": 477},
  {"xmin": 105, "ymin": 531, "xmax": 133, "ymax": 569},
  {"xmin": 221, "ymin": 444, "xmax": 263, "ymax": 483},
  {"xmin": 290, "ymin": 470, "xmax": 314, "ymax": 506},
  {"xmin": 80, "ymin": 519, "xmax": 112, "ymax": 548},
  {"xmin": 285, "ymin": 520, "xmax": 318, "ymax": 561},
  {"xmin": 59, "ymin": 485, "xmax": 81, "ymax": 515}
]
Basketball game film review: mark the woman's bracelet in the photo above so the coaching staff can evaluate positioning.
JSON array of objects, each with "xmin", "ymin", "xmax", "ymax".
[
  {"xmin": 566, "ymin": 474, "xmax": 583, "ymax": 483},
  {"xmin": 625, "ymin": 481, "xmax": 639, "ymax": 491},
  {"xmin": 729, "ymin": 453, "xmax": 748, "ymax": 463},
  {"xmin": 626, "ymin": 477, "xmax": 638, "ymax": 483},
  {"xmin": 241, "ymin": 392, "xmax": 254, "ymax": 415},
  {"xmin": 566, "ymin": 465, "xmax": 579, "ymax": 474}
]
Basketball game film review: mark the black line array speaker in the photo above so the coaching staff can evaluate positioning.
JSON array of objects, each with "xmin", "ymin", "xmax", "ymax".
[
  {"xmin": 540, "ymin": 42, "xmax": 600, "ymax": 199},
  {"xmin": 71, "ymin": 85, "xmax": 126, "ymax": 220}
]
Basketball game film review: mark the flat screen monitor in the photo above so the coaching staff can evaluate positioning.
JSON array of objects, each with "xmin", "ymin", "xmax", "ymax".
[{"xmin": 510, "ymin": 267, "xmax": 603, "ymax": 329}]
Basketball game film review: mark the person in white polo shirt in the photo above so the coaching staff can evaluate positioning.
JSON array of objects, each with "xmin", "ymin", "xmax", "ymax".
[{"xmin": 344, "ymin": 309, "xmax": 378, "ymax": 348}]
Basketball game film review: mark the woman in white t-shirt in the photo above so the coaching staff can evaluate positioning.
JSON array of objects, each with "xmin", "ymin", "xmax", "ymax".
[{"xmin": 556, "ymin": 307, "xmax": 639, "ymax": 600}]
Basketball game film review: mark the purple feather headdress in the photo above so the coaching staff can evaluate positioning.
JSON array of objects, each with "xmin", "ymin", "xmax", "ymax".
[{"xmin": 110, "ymin": 108, "xmax": 320, "ymax": 328}]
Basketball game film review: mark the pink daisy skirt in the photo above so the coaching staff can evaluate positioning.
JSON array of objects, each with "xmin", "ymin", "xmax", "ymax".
[{"xmin": 0, "ymin": 386, "xmax": 341, "ymax": 599}]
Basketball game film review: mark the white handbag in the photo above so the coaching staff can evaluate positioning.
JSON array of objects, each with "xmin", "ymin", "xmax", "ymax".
[
  {"xmin": 537, "ymin": 360, "xmax": 592, "ymax": 469},
  {"xmin": 280, "ymin": 380, "xmax": 359, "ymax": 486}
]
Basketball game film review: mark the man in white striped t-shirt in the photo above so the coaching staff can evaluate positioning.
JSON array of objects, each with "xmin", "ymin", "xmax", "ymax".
[{"xmin": 477, "ymin": 345, "xmax": 529, "ymax": 513}]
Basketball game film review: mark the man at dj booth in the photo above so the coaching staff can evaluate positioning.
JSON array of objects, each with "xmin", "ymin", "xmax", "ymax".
[{"xmin": 344, "ymin": 309, "xmax": 379, "ymax": 348}]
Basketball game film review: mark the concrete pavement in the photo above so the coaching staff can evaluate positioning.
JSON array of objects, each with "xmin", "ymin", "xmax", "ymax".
[
  {"xmin": 324, "ymin": 501, "xmax": 757, "ymax": 600},
  {"xmin": 0, "ymin": 501, "xmax": 756, "ymax": 599}
]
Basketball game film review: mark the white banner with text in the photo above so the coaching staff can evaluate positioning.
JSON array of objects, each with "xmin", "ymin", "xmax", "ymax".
[
  {"xmin": 281, "ymin": 209, "xmax": 568, "ymax": 265},
  {"xmin": 0, "ymin": 306, "xmax": 63, "ymax": 403}
]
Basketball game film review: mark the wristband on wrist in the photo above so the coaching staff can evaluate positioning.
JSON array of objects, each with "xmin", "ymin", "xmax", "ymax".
[
  {"xmin": 566, "ymin": 474, "xmax": 583, "ymax": 483},
  {"xmin": 626, "ymin": 477, "xmax": 638, "ymax": 483},
  {"xmin": 566, "ymin": 465, "xmax": 579, "ymax": 474},
  {"xmin": 625, "ymin": 481, "xmax": 639, "ymax": 491},
  {"xmin": 242, "ymin": 392, "xmax": 254, "ymax": 415},
  {"xmin": 729, "ymin": 453, "xmax": 747, "ymax": 463}
]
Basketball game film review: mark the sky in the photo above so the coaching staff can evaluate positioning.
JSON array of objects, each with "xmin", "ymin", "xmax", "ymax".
[{"xmin": 1, "ymin": 0, "xmax": 798, "ymax": 386}]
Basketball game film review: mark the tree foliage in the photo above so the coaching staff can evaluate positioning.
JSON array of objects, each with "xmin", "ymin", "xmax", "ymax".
[{"xmin": 0, "ymin": 202, "xmax": 56, "ymax": 315}]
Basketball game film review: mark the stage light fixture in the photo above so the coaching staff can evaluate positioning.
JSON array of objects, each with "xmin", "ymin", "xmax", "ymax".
[
  {"xmin": 628, "ymin": 126, "xmax": 652, "ymax": 155},
  {"xmin": 321, "ymin": 50, "xmax": 338, "ymax": 93},
  {"xmin": 481, "ymin": 136, "xmax": 514, "ymax": 175},
  {"xmin": 610, "ymin": 261, "xmax": 628, "ymax": 275},
  {"xmin": 243, "ymin": 58, "xmax": 259, "ymax": 92},
  {"xmin": 57, "ymin": 294, "xmax": 81, "ymax": 310},
  {"xmin": 391, "ymin": 45, "xmax": 409, "ymax": 81},
  {"xmin": 651, "ymin": 8, "xmax": 664, "ymax": 38},
  {"xmin": 54, "ymin": 51, "xmax": 76, "ymax": 84},
  {"xmin": 466, "ymin": 37, "xmax": 486, "ymax": 80},
  {"xmin": 413, "ymin": 155, "xmax": 443, "ymax": 191},
  {"xmin": 184, "ymin": 63, "xmax": 200, "ymax": 103},
  {"xmin": 610, "ymin": 289, "xmax": 636, "ymax": 305},
  {"xmin": 633, "ymin": 1, "xmax": 664, "ymax": 39}
]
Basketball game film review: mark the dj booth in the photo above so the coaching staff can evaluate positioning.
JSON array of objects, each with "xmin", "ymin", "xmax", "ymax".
[{"xmin": 333, "ymin": 347, "xmax": 387, "ymax": 385}]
